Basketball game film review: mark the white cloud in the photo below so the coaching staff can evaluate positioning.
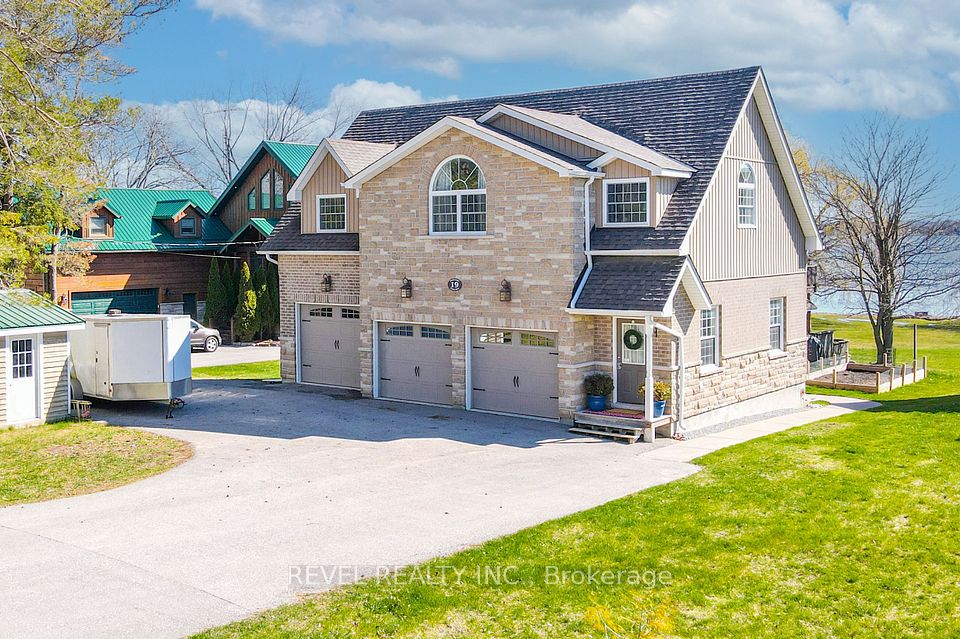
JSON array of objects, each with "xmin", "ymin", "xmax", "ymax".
[{"xmin": 195, "ymin": 0, "xmax": 960, "ymax": 117}]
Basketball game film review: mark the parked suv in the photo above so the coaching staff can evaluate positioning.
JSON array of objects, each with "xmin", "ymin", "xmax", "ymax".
[{"xmin": 190, "ymin": 320, "xmax": 221, "ymax": 352}]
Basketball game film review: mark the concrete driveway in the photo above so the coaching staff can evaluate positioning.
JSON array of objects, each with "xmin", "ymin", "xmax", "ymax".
[
  {"xmin": 191, "ymin": 344, "xmax": 279, "ymax": 368},
  {"xmin": 0, "ymin": 381, "xmax": 870, "ymax": 639}
]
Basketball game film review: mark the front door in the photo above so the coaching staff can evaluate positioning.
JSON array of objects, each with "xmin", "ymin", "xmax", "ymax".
[
  {"xmin": 182, "ymin": 293, "xmax": 197, "ymax": 320},
  {"xmin": 616, "ymin": 320, "xmax": 646, "ymax": 405},
  {"xmin": 7, "ymin": 336, "xmax": 38, "ymax": 423}
]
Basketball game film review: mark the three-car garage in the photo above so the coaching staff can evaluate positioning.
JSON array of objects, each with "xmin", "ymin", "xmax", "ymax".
[{"xmin": 297, "ymin": 307, "xmax": 561, "ymax": 420}]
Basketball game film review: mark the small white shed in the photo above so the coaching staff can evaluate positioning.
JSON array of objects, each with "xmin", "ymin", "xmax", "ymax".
[{"xmin": 0, "ymin": 289, "xmax": 84, "ymax": 426}]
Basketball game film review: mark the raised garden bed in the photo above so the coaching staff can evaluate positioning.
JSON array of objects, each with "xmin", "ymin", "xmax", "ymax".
[{"xmin": 808, "ymin": 357, "xmax": 927, "ymax": 393}]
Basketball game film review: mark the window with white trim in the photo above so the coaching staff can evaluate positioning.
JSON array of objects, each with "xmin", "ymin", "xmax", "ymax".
[
  {"xmin": 88, "ymin": 214, "xmax": 107, "ymax": 237},
  {"xmin": 737, "ymin": 163, "xmax": 756, "ymax": 227},
  {"xmin": 700, "ymin": 307, "xmax": 718, "ymax": 367},
  {"xmin": 769, "ymin": 298, "xmax": 785, "ymax": 351},
  {"xmin": 604, "ymin": 179, "xmax": 649, "ymax": 226},
  {"xmin": 316, "ymin": 195, "xmax": 347, "ymax": 231},
  {"xmin": 11, "ymin": 338, "xmax": 33, "ymax": 379},
  {"xmin": 179, "ymin": 216, "xmax": 196, "ymax": 237},
  {"xmin": 430, "ymin": 157, "xmax": 486, "ymax": 234}
]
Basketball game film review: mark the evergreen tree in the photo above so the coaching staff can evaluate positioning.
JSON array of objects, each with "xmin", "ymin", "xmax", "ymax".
[
  {"xmin": 222, "ymin": 261, "xmax": 238, "ymax": 317},
  {"xmin": 233, "ymin": 261, "xmax": 259, "ymax": 341},
  {"xmin": 252, "ymin": 265, "xmax": 269, "ymax": 339},
  {"xmin": 203, "ymin": 259, "xmax": 225, "ymax": 325},
  {"xmin": 266, "ymin": 263, "xmax": 280, "ymax": 338}
]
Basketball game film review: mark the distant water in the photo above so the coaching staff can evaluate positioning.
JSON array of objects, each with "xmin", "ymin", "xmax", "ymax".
[{"xmin": 815, "ymin": 291, "xmax": 959, "ymax": 318}]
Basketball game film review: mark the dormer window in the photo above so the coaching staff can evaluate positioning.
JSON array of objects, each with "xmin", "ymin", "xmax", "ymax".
[
  {"xmin": 737, "ymin": 163, "xmax": 756, "ymax": 227},
  {"xmin": 88, "ymin": 214, "xmax": 108, "ymax": 237},
  {"xmin": 316, "ymin": 195, "xmax": 346, "ymax": 231},
  {"xmin": 179, "ymin": 216, "xmax": 196, "ymax": 237},
  {"xmin": 604, "ymin": 178, "xmax": 649, "ymax": 226},
  {"xmin": 429, "ymin": 157, "xmax": 486, "ymax": 235}
]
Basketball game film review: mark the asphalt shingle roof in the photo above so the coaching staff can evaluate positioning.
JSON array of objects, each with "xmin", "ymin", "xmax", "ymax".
[
  {"xmin": 260, "ymin": 209, "xmax": 359, "ymax": 253},
  {"xmin": 344, "ymin": 67, "xmax": 760, "ymax": 250},
  {"xmin": 77, "ymin": 188, "xmax": 230, "ymax": 252},
  {"xmin": 0, "ymin": 289, "xmax": 83, "ymax": 330},
  {"xmin": 326, "ymin": 138, "xmax": 396, "ymax": 176},
  {"xmin": 575, "ymin": 256, "xmax": 687, "ymax": 312}
]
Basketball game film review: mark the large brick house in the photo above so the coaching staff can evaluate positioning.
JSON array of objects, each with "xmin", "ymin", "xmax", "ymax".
[{"xmin": 260, "ymin": 67, "xmax": 821, "ymax": 439}]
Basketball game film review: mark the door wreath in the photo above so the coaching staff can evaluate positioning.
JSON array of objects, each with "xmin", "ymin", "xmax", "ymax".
[{"xmin": 623, "ymin": 328, "xmax": 644, "ymax": 350}]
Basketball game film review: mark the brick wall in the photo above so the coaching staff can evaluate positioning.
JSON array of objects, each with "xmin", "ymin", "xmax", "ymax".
[
  {"xmin": 277, "ymin": 253, "xmax": 360, "ymax": 380},
  {"xmin": 357, "ymin": 128, "xmax": 588, "ymax": 418}
]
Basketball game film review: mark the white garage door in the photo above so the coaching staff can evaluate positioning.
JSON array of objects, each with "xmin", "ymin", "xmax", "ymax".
[
  {"xmin": 299, "ymin": 305, "xmax": 361, "ymax": 389},
  {"xmin": 471, "ymin": 328, "xmax": 559, "ymax": 419},
  {"xmin": 378, "ymin": 323, "xmax": 453, "ymax": 405}
]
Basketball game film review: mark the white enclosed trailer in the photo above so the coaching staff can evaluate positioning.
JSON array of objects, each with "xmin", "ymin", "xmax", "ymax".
[{"xmin": 71, "ymin": 314, "xmax": 192, "ymax": 401}]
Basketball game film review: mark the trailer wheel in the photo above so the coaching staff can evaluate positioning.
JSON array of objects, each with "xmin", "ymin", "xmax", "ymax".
[{"xmin": 204, "ymin": 336, "xmax": 219, "ymax": 353}]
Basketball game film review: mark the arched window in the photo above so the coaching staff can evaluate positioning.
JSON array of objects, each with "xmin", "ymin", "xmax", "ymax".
[
  {"xmin": 273, "ymin": 172, "xmax": 284, "ymax": 209},
  {"xmin": 429, "ymin": 157, "xmax": 486, "ymax": 234},
  {"xmin": 737, "ymin": 163, "xmax": 756, "ymax": 227},
  {"xmin": 260, "ymin": 171, "xmax": 271, "ymax": 209}
]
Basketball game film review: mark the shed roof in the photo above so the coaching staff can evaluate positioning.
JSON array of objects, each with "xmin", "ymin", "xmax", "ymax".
[{"xmin": 0, "ymin": 289, "xmax": 83, "ymax": 331}]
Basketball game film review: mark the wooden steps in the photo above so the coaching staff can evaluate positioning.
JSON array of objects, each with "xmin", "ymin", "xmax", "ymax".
[{"xmin": 570, "ymin": 410, "xmax": 672, "ymax": 444}]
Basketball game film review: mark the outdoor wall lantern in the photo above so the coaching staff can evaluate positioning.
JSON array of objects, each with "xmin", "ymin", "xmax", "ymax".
[
  {"xmin": 498, "ymin": 279, "xmax": 512, "ymax": 302},
  {"xmin": 321, "ymin": 273, "xmax": 332, "ymax": 292},
  {"xmin": 400, "ymin": 277, "xmax": 413, "ymax": 299}
]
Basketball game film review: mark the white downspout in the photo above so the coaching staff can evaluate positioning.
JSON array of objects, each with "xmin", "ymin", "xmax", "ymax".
[
  {"xmin": 265, "ymin": 253, "xmax": 279, "ymax": 266},
  {"xmin": 654, "ymin": 321, "xmax": 685, "ymax": 435}
]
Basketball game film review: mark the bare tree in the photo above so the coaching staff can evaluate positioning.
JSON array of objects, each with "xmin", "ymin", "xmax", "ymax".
[
  {"xmin": 255, "ymin": 77, "xmax": 321, "ymax": 142},
  {"xmin": 185, "ymin": 86, "xmax": 250, "ymax": 192},
  {"xmin": 812, "ymin": 116, "xmax": 960, "ymax": 362},
  {"xmin": 91, "ymin": 109, "xmax": 202, "ymax": 189}
]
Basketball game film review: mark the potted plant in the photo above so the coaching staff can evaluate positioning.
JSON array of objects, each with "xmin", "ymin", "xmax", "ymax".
[
  {"xmin": 639, "ymin": 381, "xmax": 672, "ymax": 418},
  {"xmin": 583, "ymin": 373, "xmax": 614, "ymax": 411}
]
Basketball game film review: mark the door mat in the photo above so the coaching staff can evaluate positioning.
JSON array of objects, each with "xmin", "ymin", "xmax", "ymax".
[{"xmin": 584, "ymin": 408, "xmax": 647, "ymax": 420}]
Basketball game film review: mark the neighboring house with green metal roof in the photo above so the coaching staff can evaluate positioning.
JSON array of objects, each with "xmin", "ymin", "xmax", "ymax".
[
  {"xmin": 205, "ymin": 140, "xmax": 317, "ymax": 268},
  {"xmin": 0, "ymin": 289, "xmax": 84, "ymax": 426},
  {"xmin": 30, "ymin": 187, "xmax": 230, "ymax": 320}
]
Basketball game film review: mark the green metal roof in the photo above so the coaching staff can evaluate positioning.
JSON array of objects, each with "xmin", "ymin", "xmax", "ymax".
[
  {"xmin": 0, "ymin": 289, "xmax": 83, "ymax": 330},
  {"xmin": 218, "ymin": 217, "xmax": 280, "ymax": 253},
  {"xmin": 208, "ymin": 140, "xmax": 319, "ymax": 218},
  {"xmin": 151, "ymin": 199, "xmax": 204, "ymax": 220},
  {"xmin": 262, "ymin": 141, "xmax": 318, "ymax": 176},
  {"xmin": 70, "ymin": 188, "xmax": 231, "ymax": 253}
]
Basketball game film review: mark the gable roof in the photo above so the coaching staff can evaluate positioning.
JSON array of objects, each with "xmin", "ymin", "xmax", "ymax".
[
  {"xmin": 76, "ymin": 188, "xmax": 230, "ymax": 252},
  {"xmin": 344, "ymin": 67, "xmax": 760, "ymax": 250},
  {"xmin": 218, "ymin": 217, "xmax": 280, "ymax": 253},
  {"xmin": 288, "ymin": 138, "xmax": 395, "ymax": 202},
  {"xmin": 208, "ymin": 140, "xmax": 319, "ymax": 218},
  {"xmin": 0, "ymin": 289, "xmax": 83, "ymax": 334},
  {"xmin": 151, "ymin": 199, "xmax": 204, "ymax": 220},
  {"xmin": 478, "ymin": 104, "xmax": 694, "ymax": 176},
  {"xmin": 343, "ymin": 115, "xmax": 596, "ymax": 189}
]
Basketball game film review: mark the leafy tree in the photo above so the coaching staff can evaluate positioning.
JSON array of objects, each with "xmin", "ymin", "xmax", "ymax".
[
  {"xmin": 233, "ymin": 261, "xmax": 258, "ymax": 342},
  {"xmin": 203, "ymin": 259, "xmax": 225, "ymax": 325},
  {"xmin": 0, "ymin": 0, "xmax": 173, "ymax": 287}
]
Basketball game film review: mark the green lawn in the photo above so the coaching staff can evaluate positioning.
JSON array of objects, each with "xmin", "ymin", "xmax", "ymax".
[
  {"xmin": 195, "ymin": 316, "xmax": 960, "ymax": 639},
  {"xmin": 193, "ymin": 360, "xmax": 280, "ymax": 380},
  {"xmin": 0, "ymin": 421, "xmax": 192, "ymax": 507}
]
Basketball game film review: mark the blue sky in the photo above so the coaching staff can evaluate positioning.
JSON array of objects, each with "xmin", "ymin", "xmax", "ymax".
[{"xmin": 113, "ymin": 1, "xmax": 960, "ymax": 203}]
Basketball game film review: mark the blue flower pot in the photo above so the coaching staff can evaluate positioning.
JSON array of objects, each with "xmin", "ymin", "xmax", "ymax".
[
  {"xmin": 587, "ymin": 394, "xmax": 607, "ymax": 411},
  {"xmin": 653, "ymin": 400, "xmax": 667, "ymax": 418}
]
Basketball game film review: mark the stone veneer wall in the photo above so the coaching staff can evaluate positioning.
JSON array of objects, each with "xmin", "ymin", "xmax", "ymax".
[
  {"xmin": 356, "ymin": 128, "xmax": 589, "ymax": 420},
  {"xmin": 277, "ymin": 253, "xmax": 360, "ymax": 380}
]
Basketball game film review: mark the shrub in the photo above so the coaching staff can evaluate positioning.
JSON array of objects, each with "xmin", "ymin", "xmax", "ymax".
[
  {"xmin": 639, "ymin": 380, "xmax": 672, "ymax": 402},
  {"xmin": 584, "ymin": 373, "xmax": 614, "ymax": 397}
]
